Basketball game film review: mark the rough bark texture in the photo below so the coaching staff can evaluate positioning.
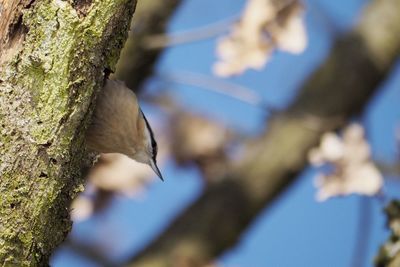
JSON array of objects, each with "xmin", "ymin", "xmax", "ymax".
[
  {"xmin": 127, "ymin": 0, "xmax": 400, "ymax": 266},
  {"xmin": 375, "ymin": 201, "xmax": 400, "ymax": 266},
  {"xmin": 0, "ymin": 0, "xmax": 136, "ymax": 266}
]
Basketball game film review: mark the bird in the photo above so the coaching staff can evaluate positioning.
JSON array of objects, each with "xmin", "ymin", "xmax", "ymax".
[{"xmin": 85, "ymin": 79, "xmax": 163, "ymax": 181}]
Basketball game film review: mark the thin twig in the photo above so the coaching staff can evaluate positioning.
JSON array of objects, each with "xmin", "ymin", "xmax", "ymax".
[
  {"xmin": 156, "ymin": 71, "xmax": 265, "ymax": 107},
  {"xmin": 142, "ymin": 14, "xmax": 240, "ymax": 49}
]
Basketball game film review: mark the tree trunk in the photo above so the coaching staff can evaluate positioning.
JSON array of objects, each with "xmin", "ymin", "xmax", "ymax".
[
  {"xmin": 126, "ymin": 0, "xmax": 400, "ymax": 266},
  {"xmin": 0, "ymin": 0, "xmax": 136, "ymax": 266}
]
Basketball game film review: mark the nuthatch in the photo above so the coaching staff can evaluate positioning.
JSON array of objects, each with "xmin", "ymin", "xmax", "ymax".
[{"xmin": 86, "ymin": 79, "xmax": 163, "ymax": 181}]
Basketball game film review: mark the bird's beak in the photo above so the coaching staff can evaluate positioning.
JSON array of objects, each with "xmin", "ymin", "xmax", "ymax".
[{"xmin": 150, "ymin": 159, "xmax": 164, "ymax": 181}]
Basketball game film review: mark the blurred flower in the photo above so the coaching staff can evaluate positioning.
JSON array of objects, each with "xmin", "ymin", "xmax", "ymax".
[
  {"xmin": 170, "ymin": 112, "xmax": 232, "ymax": 182},
  {"xmin": 70, "ymin": 193, "xmax": 95, "ymax": 222},
  {"xmin": 173, "ymin": 116, "xmax": 227, "ymax": 160},
  {"xmin": 87, "ymin": 153, "xmax": 154, "ymax": 196},
  {"xmin": 309, "ymin": 123, "xmax": 383, "ymax": 201},
  {"xmin": 70, "ymin": 183, "xmax": 115, "ymax": 222},
  {"xmin": 213, "ymin": 0, "xmax": 307, "ymax": 77},
  {"xmin": 70, "ymin": 153, "xmax": 157, "ymax": 221}
]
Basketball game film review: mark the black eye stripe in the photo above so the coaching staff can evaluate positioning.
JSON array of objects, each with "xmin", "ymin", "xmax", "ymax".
[{"xmin": 140, "ymin": 108, "xmax": 158, "ymax": 157}]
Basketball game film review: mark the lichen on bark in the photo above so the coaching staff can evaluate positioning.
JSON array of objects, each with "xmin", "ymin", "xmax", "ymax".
[{"xmin": 0, "ymin": 0, "xmax": 136, "ymax": 266}]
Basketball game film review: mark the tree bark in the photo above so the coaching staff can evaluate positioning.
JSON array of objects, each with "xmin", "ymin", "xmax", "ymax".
[
  {"xmin": 375, "ymin": 201, "xmax": 400, "ymax": 267},
  {"xmin": 0, "ymin": 0, "xmax": 136, "ymax": 266},
  {"xmin": 127, "ymin": 0, "xmax": 400, "ymax": 266}
]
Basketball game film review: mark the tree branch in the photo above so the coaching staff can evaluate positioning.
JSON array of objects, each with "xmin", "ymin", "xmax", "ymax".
[
  {"xmin": 126, "ymin": 0, "xmax": 400, "ymax": 266},
  {"xmin": 114, "ymin": 0, "xmax": 182, "ymax": 90}
]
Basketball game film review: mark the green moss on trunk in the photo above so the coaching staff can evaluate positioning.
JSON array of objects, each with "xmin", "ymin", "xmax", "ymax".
[{"xmin": 0, "ymin": 0, "xmax": 136, "ymax": 266}]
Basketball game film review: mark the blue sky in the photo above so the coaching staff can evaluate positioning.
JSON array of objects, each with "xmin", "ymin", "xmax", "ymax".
[{"xmin": 51, "ymin": 0, "xmax": 400, "ymax": 266}]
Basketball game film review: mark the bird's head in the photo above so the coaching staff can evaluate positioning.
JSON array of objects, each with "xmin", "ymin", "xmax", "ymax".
[{"xmin": 132, "ymin": 109, "xmax": 163, "ymax": 181}]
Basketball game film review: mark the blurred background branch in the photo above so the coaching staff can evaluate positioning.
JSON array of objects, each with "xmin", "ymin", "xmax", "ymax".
[
  {"xmin": 156, "ymin": 71, "xmax": 264, "ymax": 106},
  {"xmin": 114, "ymin": 0, "xmax": 182, "ymax": 90},
  {"xmin": 124, "ymin": 0, "xmax": 400, "ymax": 266}
]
